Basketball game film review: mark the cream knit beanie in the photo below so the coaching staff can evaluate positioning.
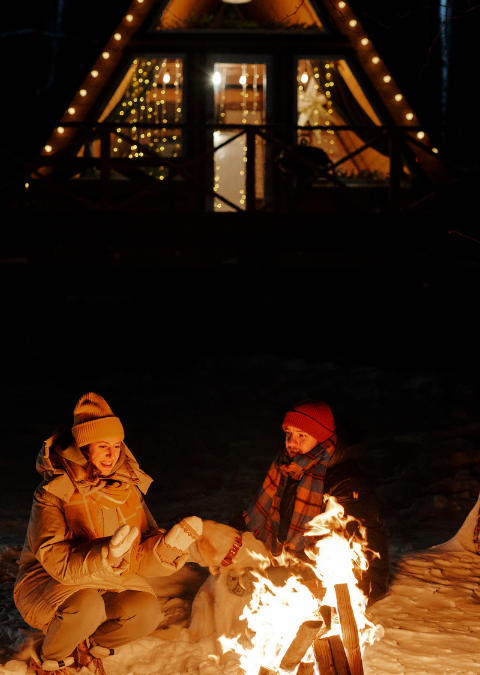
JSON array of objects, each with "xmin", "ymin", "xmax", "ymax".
[{"xmin": 71, "ymin": 392, "xmax": 124, "ymax": 447}]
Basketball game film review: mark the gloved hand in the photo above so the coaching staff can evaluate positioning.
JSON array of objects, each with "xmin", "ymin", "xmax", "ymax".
[
  {"xmin": 107, "ymin": 524, "xmax": 139, "ymax": 566},
  {"xmin": 164, "ymin": 516, "xmax": 203, "ymax": 552}
]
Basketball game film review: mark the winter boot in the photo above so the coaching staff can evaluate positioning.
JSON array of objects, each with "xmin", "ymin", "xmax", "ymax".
[{"xmin": 28, "ymin": 642, "xmax": 74, "ymax": 675}]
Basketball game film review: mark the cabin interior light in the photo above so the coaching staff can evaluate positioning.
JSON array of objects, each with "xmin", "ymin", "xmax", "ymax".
[
  {"xmin": 301, "ymin": 72, "xmax": 309, "ymax": 84},
  {"xmin": 213, "ymin": 71, "xmax": 222, "ymax": 85},
  {"xmin": 163, "ymin": 72, "xmax": 171, "ymax": 83},
  {"xmin": 239, "ymin": 75, "xmax": 247, "ymax": 85}
]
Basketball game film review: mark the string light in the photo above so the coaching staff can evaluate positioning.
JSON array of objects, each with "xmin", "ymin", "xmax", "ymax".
[
  {"xmin": 91, "ymin": 70, "xmax": 99, "ymax": 78},
  {"xmin": 45, "ymin": 145, "xmax": 52, "ymax": 153},
  {"xmin": 102, "ymin": 52, "xmax": 110, "ymax": 59},
  {"xmin": 68, "ymin": 107, "xmax": 75, "ymax": 115},
  {"xmin": 432, "ymin": 147, "xmax": 439, "ymax": 154},
  {"xmin": 417, "ymin": 131, "xmax": 425, "ymax": 139},
  {"xmin": 360, "ymin": 38, "xmax": 369, "ymax": 45},
  {"xmin": 301, "ymin": 72, "xmax": 309, "ymax": 84},
  {"xmin": 394, "ymin": 94, "xmax": 403, "ymax": 101},
  {"xmin": 372, "ymin": 56, "xmax": 380, "ymax": 64},
  {"xmin": 57, "ymin": 127, "xmax": 65, "ymax": 134},
  {"xmin": 114, "ymin": 33, "xmax": 122, "ymax": 41},
  {"xmin": 349, "ymin": 19, "xmax": 357, "ymax": 27},
  {"xmin": 126, "ymin": 14, "xmax": 133, "ymax": 22},
  {"xmin": 338, "ymin": 1, "xmax": 346, "ymax": 7},
  {"xmin": 383, "ymin": 75, "xmax": 391, "ymax": 83},
  {"xmin": 406, "ymin": 112, "xmax": 414, "ymax": 120},
  {"xmin": 163, "ymin": 72, "xmax": 171, "ymax": 83},
  {"xmin": 79, "ymin": 89, "xmax": 87, "ymax": 96}
]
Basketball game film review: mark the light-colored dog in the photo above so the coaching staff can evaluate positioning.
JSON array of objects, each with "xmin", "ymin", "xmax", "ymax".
[{"xmin": 187, "ymin": 520, "xmax": 273, "ymax": 642}]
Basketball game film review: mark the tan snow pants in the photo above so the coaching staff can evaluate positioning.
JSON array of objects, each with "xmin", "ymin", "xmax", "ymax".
[{"xmin": 42, "ymin": 589, "xmax": 162, "ymax": 660}]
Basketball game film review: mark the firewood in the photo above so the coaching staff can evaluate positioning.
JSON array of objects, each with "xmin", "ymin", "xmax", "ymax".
[
  {"xmin": 328, "ymin": 635, "xmax": 352, "ymax": 675},
  {"xmin": 297, "ymin": 662, "xmax": 315, "ymax": 675},
  {"xmin": 313, "ymin": 637, "xmax": 337, "ymax": 675},
  {"xmin": 334, "ymin": 584, "xmax": 364, "ymax": 675},
  {"xmin": 258, "ymin": 667, "xmax": 277, "ymax": 675},
  {"xmin": 279, "ymin": 620, "xmax": 323, "ymax": 671}
]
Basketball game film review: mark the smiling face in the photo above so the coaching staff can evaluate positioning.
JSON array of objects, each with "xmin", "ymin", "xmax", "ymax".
[
  {"xmin": 284, "ymin": 425, "xmax": 318, "ymax": 458},
  {"xmin": 87, "ymin": 437, "xmax": 122, "ymax": 475}
]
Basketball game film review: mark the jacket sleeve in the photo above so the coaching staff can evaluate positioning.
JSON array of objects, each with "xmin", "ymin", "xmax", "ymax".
[
  {"xmin": 324, "ymin": 460, "xmax": 390, "ymax": 604},
  {"xmin": 28, "ymin": 489, "xmax": 123, "ymax": 585}
]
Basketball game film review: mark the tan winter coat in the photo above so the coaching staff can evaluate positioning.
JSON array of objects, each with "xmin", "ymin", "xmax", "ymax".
[{"xmin": 14, "ymin": 430, "xmax": 188, "ymax": 634}]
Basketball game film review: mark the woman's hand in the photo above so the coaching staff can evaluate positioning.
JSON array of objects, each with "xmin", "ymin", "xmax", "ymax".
[
  {"xmin": 107, "ymin": 524, "xmax": 139, "ymax": 566},
  {"xmin": 164, "ymin": 516, "xmax": 203, "ymax": 552}
]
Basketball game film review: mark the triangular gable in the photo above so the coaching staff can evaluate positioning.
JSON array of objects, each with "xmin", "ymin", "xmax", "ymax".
[{"xmin": 40, "ymin": 0, "xmax": 441, "ymax": 179}]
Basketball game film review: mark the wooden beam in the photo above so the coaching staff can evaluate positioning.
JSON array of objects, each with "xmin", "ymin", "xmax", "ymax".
[
  {"xmin": 313, "ymin": 637, "xmax": 337, "ymax": 675},
  {"xmin": 280, "ymin": 620, "xmax": 323, "ymax": 672},
  {"xmin": 334, "ymin": 584, "xmax": 364, "ymax": 675}
]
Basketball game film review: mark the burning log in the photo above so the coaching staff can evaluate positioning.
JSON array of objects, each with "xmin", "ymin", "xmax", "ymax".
[
  {"xmin": 328, "ymin": 635, "xmax": 352, "ymax": 675},
  {"xmin": 297, "ymin": 662, "xmax": 315, "ymax": 675},
  {"xmin": 334, "ymin": 584, "xmax": 363, "ymax": 675},
  {"xmin": 313, "ymin": 637, "xmax": 337, "ymax": 675},
  {"xmin": 279, "ymin": 620, "xmax": 324, "ymax": 672}
]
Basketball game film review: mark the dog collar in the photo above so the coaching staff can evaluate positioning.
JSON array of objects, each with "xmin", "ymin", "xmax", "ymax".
[{"xmin": 221, "ymin": 532, "xmax": 243, "ymax": 566}]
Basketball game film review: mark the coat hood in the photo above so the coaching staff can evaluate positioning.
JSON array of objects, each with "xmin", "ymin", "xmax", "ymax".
[{"xmin": 36, "ymin": 427, "xmax": 153, "ymax": 502}]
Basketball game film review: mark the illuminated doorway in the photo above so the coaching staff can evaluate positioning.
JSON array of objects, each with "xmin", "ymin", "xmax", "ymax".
[{"xmin": 212, "ymin": 62, "xmax": 267, "ymax": 211}]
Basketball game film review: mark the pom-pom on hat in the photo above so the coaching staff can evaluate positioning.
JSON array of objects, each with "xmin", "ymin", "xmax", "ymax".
[
  {"xmin": 71, "ymin": 392, "xmax": 124, "ymax": 447},
  {"xmin": 282, "ymin": 400, "xmax": 335, "ymax": 443}
]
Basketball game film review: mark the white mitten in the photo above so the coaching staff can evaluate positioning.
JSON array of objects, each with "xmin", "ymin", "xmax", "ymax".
[
  {"xmin": 109, "ymin": 524, "xmax": 139, "ymax": 560},
  {"xmin": 164, "ymin": 516, "xmax": 203, "ymax": 552}
]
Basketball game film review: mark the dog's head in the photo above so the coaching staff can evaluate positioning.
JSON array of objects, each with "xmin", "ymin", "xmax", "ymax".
[{"xmin": 189, "ymin": 520, "xmax": 272, "ymax": 575}]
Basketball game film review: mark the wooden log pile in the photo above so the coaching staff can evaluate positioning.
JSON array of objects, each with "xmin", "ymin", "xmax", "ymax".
[{"xmin": 256, "ymin": 582, "xmax": 364, "ymax": 675}]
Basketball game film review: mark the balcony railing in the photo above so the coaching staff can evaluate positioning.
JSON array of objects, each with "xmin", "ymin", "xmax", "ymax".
[{"xmin": 1, "ymin": 122, "xmax": 442, "ymax": 213}]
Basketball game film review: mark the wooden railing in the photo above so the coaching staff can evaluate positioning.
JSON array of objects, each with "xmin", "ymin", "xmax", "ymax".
[{"xmin": 0, "ymin": 123, "xmax": 440, "ymax": 212}]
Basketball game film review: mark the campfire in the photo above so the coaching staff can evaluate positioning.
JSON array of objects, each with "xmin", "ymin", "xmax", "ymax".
[{"xmin": 218, "ymin": 497, "xmax": 382, "ymax": 675}]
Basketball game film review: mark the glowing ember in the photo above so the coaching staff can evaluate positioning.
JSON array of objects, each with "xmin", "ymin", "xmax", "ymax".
[{"xmin": 217, "ymin": 495, "xmax": 382, "ymax": 674}]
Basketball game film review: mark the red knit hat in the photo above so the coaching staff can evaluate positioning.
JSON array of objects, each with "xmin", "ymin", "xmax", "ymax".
[{"xmin": 282, "ymin": 400, "xmax": 335, "ymax": 443}]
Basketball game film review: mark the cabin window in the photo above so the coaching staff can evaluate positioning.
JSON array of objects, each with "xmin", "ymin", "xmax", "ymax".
[
  {"xmin": 78, "ymin": 56, "xmax": 184, "ymax": 179},
  {"xmin": 212, "ymin": 62, "xmax": 267, "ymax": 211},
  {"xmin": 296, "ymin": 58, "xmax": 390, "ymax": 182}
]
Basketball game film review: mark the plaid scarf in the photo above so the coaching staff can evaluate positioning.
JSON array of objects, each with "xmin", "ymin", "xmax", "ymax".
[{"xmin": 245, "ymin": 434, "xmax": 336, "ymax": 555}]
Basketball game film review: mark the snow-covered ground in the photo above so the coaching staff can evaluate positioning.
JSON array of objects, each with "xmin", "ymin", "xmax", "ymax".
[{"xmin": 2, "ymin": 353, "xmax": 480, "ymax": 674}]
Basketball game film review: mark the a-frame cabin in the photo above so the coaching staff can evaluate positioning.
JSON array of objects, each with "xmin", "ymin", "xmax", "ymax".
[{"xmin": 36, "ymin": 0, "xmax": 445, "ymax": 213}]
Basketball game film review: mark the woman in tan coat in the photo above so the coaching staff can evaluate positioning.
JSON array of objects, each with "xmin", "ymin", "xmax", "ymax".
[{"xmin": 14, "ymin": 393, "xmax": 202, "ymax": 673}]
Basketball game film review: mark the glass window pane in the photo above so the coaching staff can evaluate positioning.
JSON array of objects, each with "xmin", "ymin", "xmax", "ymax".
[
  {"xmin": 213, "ymin": 63, "xmax": 266, "ymax": 212},
  {"xmin": 297, "ymin": 59, "xmax": 391, "ymax": 182}
]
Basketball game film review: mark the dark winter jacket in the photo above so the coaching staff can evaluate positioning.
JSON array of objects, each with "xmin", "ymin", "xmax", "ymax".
[{"xmin": 230, "ymin": 433, "xmax": 389, "ymax": 605}]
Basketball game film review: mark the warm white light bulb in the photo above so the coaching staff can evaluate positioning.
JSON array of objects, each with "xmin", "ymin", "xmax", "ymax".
[
  {"xmin": 114, "ymin": 33, "xmax": 122, "ymax": 41},
  {"xmin": 68, "ymin": 107, "xmax": 75, "ymax": 115},
  {"xmin": 301, "ymin": 72, "xmax": 309, "ymax": 84},
  {"xmin": 338, "ymin": 1, "xmax": 346, "ymax": 7},
  {"xmin": 126, "ymin": 14, "xmax": 133, "ymax": 22},
  {"xmin": 45, "ymin": 145, "xmax": 52, "ymax": 153},
  {"xmin": 163, "ymin": 72, "xmax": 171, "ymax": 83},
  {"xmin": 239, "ymin": 75, "xmax": 247, "ymax": 85},
  {"xmin": 394, "ymin": 94, "xmax": 403, "ymax": 101},
  {"xmin": 102, "ymin": 52, "xmax": 110, "ymax": 59},
  {"xmin": 349, "ymin": 19, "xmax": 357, "ymax": 27},
  {"xmin": 432, "ymin": 147, "xmax": 439, "ymax": 154},
  {"xmin": 213, "ymin": 71, "xmax": 222, "ymax": 85},
  {"xmin": 383, "ymin": 75, "xmax": 392, "ymax": 83},
  {"xmin": 91, "ymin": 70, "xmax": 99, "ymax": 78},
  {"xmin": 406, "ymin": 112, "xmax": 414, "ymax": 120},
  {"xmin": 417, "ymin": 131, "xmax": 425, "ymax": 139},
  {"xmin": 57, "ymin": 127, "xmax": 65, "ymax": 134},
  {"xmin": 79, "ymin": 89, "xmax": 87, "ymax": 96},
  {"xmin": 361, "ymin": 38, "xmax": 369, "ymax": 45},
  {"xmin": 372, "ymin": 56, "xmax": 380, "ymax": 64}
]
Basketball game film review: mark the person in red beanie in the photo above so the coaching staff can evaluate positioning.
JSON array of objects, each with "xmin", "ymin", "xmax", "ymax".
[{"xmin": 231, "ymin": 400, "xmax": 389, "ymax": 605}]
